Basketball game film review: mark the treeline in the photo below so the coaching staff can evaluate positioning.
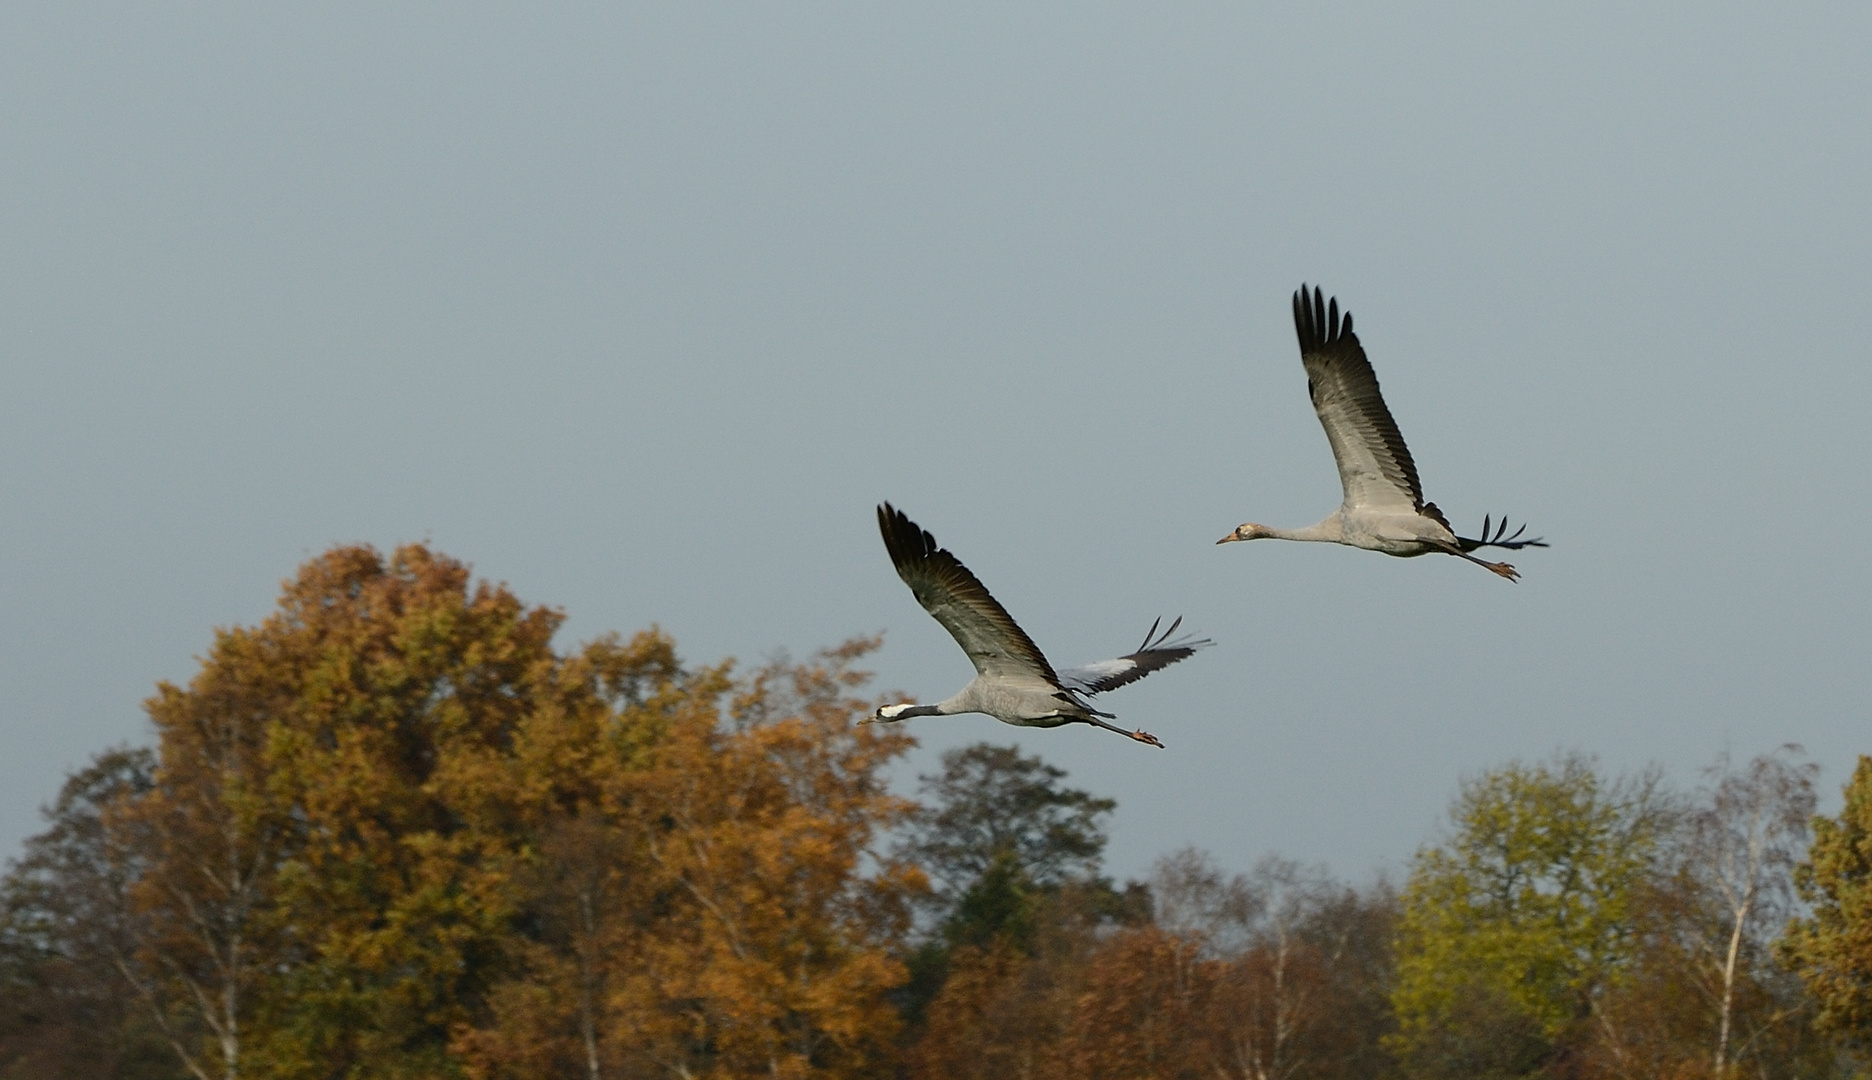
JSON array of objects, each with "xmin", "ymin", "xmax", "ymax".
[{"xmin": 1, "ymin": 544, "xmax": 1868, "ymax": 1079}]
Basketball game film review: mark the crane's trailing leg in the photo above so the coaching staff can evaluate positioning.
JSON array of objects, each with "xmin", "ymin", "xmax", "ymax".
[
  {"xmin": 1433, "ymin": 540, "xmax": 1519, "ymax": 581},
  {"xmin": 1080, "ymin": 714, "xmax": 1165, "ymax": 748},
  {"xmin": 1464, "ymin": 553, "xmax": 1519, "ymax": 581}
]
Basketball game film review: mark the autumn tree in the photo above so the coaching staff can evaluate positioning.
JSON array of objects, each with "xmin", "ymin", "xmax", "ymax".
[
  {"xmin": 6, "ymin": 543, "xmax": 602, "ymax": 1078},
  {"xmin": 1690, "ymin": 748, "xmax": 1818, "ymax": 1073},
  {"xmin": 1783, "ymin": 754, "xmax": 1872, "ymax": 1057},
  {"xmin": 1389, "ymin": 753, "xmax": 1671, "ymax": 1079},
  {"xmin": 605, "ymin": 641, "xmax": 923, "ymax": 1079},
  {"xmin": 121, "ymin": 544, "xmax": 571, "ymax": 1078},
  {"xmin": 1287, "ymin": 876, "xmax": 1402, "ymax": 1080},
  {"xmin": 1211, "ymin": 857, "xmax": 1388, "ymax": 1080},
  {"xmin": 124, "ymin": 620, "xmax": 305, "ymax": 1080},
  {"xmin": 456, "ymin": 636, "xmax": 926, "ymax": 1080},
  {"xmin": 446, "ymin": 629, "xmax": 677, "ymax": 1080},
  {"xmin": 1046, "ymin": 852, "xmax": 1242, "ymax": 1080}
]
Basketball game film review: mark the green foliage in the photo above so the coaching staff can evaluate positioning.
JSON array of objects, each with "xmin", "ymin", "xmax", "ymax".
[
  {"xmin": 899, "ymin": 742, "xmax": 1115, "ymax": 902},
  {"xmin": 896, "ymin": 741, "xmax": 1122, "ymax": 950},
  {"xmin": 945, "ymin": 848, "xmax": 1036, "ymax": 951},
  {"xmin": 1784, "ymin": 754, "xmax": 1872, "ymax": 1050},
  {"xmin": 1389, "ymin": 752, "xmax": 1670, "ymax": 1077}
]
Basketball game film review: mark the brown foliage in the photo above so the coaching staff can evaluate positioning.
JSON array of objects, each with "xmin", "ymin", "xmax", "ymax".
[
  {"xmin": 908, "ymin": 886, "xmax": 1116, "ymax": 1080},
  {"xmin": 457, "ymin": 637, "xmax": 924, "ymax": 1080},
  {"xmin": 906, "ymin": 941, "xmax": 1038, "ymax": 1080},
  {"xmin": 906, "ymin": 858, "xmax": 1400, "ymax": 1080},
  {"xmin": 1051, "ymin": 923, "xmax": 1388, "ymax": 1080},
  {"xmin": 1054, "ymin": 926, "xmax": 1214, "ymax": 1080}
]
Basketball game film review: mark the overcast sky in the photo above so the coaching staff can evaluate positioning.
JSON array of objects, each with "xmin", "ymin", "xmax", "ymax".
[{"xmin": 4, "ymin": 4, "xmax": 1868, "ymax": 883}]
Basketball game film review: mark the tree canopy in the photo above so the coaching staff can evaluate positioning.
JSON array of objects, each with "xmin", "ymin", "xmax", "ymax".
[
  {"xmin": 0, "ymin": 542, "xmax": 1864, "ymax": 1079},
  {"xmin": 1784, "ymin": 754, "xmax": 1872, "ymax": 1050},
  {"xmin": 1389, "ymin": 753, "xmax": 1670, "ymax": 1077},
  {"xmin": 3, "ymin": 544, "xmax": 923, "ymax": 1080}
]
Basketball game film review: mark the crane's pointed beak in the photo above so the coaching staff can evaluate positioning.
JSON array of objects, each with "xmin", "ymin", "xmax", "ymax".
[{"xmin": 1216, "ymin": 532, "xmax": 1240, "ymax": 544}]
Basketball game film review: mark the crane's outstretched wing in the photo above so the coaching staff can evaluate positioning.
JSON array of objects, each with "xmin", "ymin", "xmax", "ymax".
[
  {"xmin": 1057, "ymin": 616, "xmax": 1212, "ymax": 695},
  {"xmin": 877, "ymin": 503, "xmax": 1058, "ymax": 683},
  {"xmin": 1294, "ymin": 285, "xmax": 1425, "ymax": 516}
]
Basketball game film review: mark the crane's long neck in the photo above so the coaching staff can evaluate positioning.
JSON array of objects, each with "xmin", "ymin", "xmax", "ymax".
[
  {"xmin": 1264, "ymin": 514, "xmax": 1344, "ymax": 543},
  {"xmin": 881, "ymin": 685, "xmax": 995, "ymax": 723}
]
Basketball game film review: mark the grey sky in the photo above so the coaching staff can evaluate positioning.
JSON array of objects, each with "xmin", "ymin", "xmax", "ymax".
[{"xmin": 3, "ymin": 4, "xmax": 1868, "ymax": 882}]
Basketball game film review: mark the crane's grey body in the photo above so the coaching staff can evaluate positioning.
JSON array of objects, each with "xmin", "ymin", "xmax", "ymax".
[
  {"xmin": 1248, "ymin": 506, "xmax": 1460, "ymax": 559},
  {"xmin": 888, "ymin": 675, "xmax": 1088, "ymax": 729},
  {"xmin": 1219, "ymin": 286, "xmax": 1546, "ymax": 579},
  {"xmin": 871, "ymin": 503, "xmax": 1210, "ymax": 748}
]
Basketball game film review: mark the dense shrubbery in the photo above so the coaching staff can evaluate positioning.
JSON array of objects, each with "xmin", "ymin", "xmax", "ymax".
[{"xmin": 1, "ymin": 544, "xmax": 1865, "ymax": 1079}]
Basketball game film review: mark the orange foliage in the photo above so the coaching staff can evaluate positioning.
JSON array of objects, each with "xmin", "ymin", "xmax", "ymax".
[{"xmin": 459, "ymin": 637, "xmax": 925, "ymax": 1080}]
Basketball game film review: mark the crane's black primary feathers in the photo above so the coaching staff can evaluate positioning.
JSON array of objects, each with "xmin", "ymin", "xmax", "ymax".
[
  {"xmin": 876, "ymin": 503, "xmax": 1057, "ymax": 682},
  {"xmin": 1293, "ymin": 285, "xmax": 1427, "ymax": 513}
]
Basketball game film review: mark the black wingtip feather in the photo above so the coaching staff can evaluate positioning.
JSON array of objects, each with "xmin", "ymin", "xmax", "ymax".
[
  {"xmin": 1136, "ymin": 615, "xmax": 1191, "ymax": 653},
  {"xmin": 1456, "ymin": 515, "xmax": 1551, "ymax": 552},
  {"xmin": 1293, "ymin": 284, "xmax": 1355, "ymax": 354},
  {"xmin": 877, "ymin": 501, "xmax": 938, "ymax": 571}
]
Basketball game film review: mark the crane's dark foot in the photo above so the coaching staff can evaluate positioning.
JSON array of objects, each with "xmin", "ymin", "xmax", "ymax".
[
  {"xmin": 1130, "ymin": 728, "xmax": 1165, "ymax": 749},
  {"xmin": 1486, "ymin": 560, "xmax": 1519, "ymax": 582}
]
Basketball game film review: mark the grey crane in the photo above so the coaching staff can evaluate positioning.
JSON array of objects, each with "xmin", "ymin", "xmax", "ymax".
[
  {"xmin": 867, "ymin": 503, "xmax": 1210, "ymax": 748},
  {"xmin": 1218, "ymin": 285, "xmax": 1547, "ymax": 580}
]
